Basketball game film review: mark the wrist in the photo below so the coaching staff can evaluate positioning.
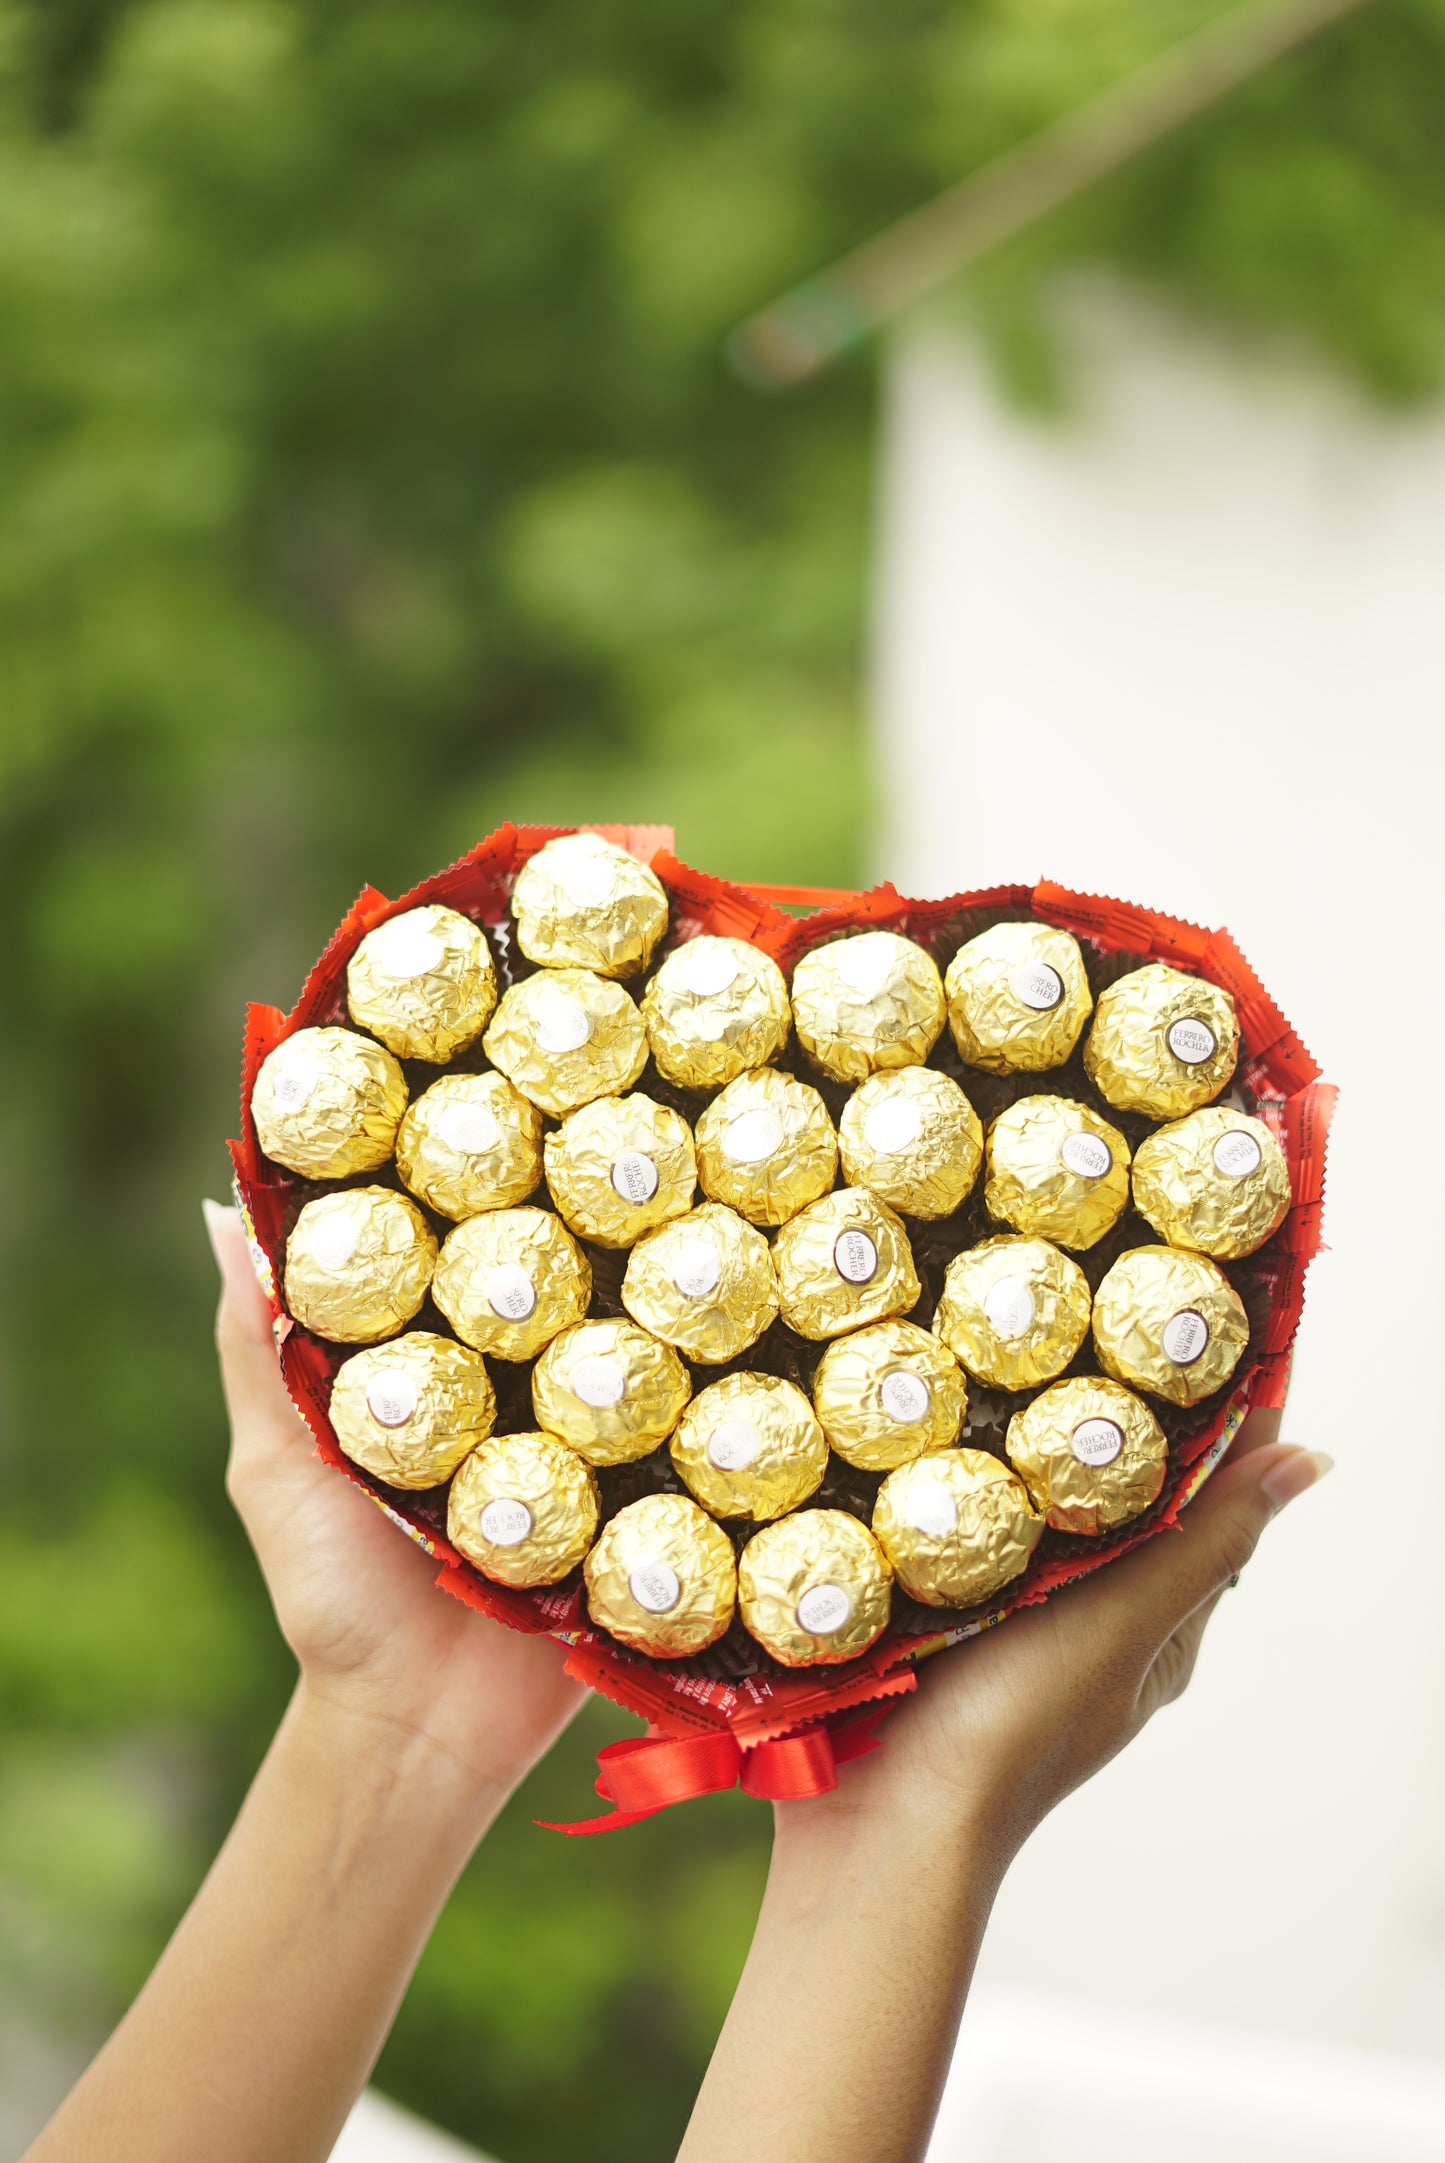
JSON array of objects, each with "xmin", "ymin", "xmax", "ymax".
[{"xmin": 285, "ymin": 1679, "xmax": 513, "ymax": 1860}]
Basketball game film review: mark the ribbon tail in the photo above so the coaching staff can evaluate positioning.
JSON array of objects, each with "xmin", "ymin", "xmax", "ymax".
[{"xmin": 538, "ymin": 1729, "xmax": 743, "ymax": 1835}]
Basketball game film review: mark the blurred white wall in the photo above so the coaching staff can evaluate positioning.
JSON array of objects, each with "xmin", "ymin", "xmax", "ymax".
[{"xmin": 872, "ymin": 284, "xmax": 1445, "ymax": 2142}]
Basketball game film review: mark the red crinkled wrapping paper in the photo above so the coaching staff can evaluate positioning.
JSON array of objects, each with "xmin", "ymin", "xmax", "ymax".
[{"xmin": 230, "ymin": 825, "xmax": 1334, "ymax": 1828}]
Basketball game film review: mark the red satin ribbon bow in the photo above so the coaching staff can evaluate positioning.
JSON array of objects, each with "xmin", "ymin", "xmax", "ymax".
[{"xmin": 538, "ymin": 1702, "xmax": 901, "ymax": 1835}]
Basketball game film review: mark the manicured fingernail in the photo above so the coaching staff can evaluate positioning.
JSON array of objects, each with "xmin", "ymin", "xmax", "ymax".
[
  {"xmin": 1260, "ymin": 1449, "xmax": 1333, "ymax": 1512},
  {"xmin": 202, "ymin": 1198, "xmax": 235, "ymax": 1271}
]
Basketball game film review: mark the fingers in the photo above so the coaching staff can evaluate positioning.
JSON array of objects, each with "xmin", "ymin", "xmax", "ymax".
[
  {"xmin": 203, "ymin": 1200, "xmax": 312, "ymax": 1481},
  {"xmin": 1226, "ymin": 1403, "xmax": 1281, "ymax": 1461}
]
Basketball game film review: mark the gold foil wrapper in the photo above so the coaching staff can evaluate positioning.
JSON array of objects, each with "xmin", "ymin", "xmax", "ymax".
[
  {"xmin": 933, "ymin": 1234, "xmax": 1091, "ymax": 1390},
  {"xmin": 873, "ymin": 1448, "xmax": 1043, "ymax": 1607},
  {"xmin": 532, "ymin": 1318, "xmax": 692, "ymax": 1465},
  {"xmin": 1084, "ymin": 963, "xmax": 1239, "ymax": 1119},
  {"xmin": 432, "ymin": 1206, "xmax": 591, "ymax": 1361},
  {"xmin": 985, "ymin": 1094, "xmax": 1131, "ymax": 1251},
  {"xmin": 1005, "ymin": 1375, "xmax": 1167, "ymax": 1535},
  {"xmin": 252, "ymin": 1025, "xmax": 407, "ymax": 1180},
  {"xmin": 772, "ymin": 1188, "xmax": 920, "ymax": 1341},
  {"xmin": 329, "ymin": 1330, "xmax": 496, "ymax": 1489},
  {"xmin": 944, "ymin": 921, "xmax": 1093, "ymax": 1075},
  {"xmin": 791, "ymin": 931, "xmax": 946, "ymax": 1083},
  {"xmin": 543, "ymin": 1091, "xmax": 697, "ymax": 1248},
  {"xmin": 482, "ymin": 967, "xmax": 648, "ymax": 1117},
  {"xmin": 284, "ymin": 1188, "xmax": 437, "ymax": 1344},
  {"xmin": 346, "ymin": 904, "xmax": 498, "ymax": 1063},
  {"xmin": 511, "ymin": 832, "xmax": 668, "ymax": 979},
  {"xmin": 838, "ymin": 1067, "xmax": 983, "ymax": 1220},
  {"xmin": 812, "ymin": 1319, "xmax": 968, "ymax": 1471},
  {"xmin": 669, "ymin": 1373, "xmax": 827, "ymax": 1522},
  {"xmin": 694, "ymin": 1067, "xmax": 837, "ymax": 1228},
  {"xmin": 738, "ymin": 1509, "xmax": 893, "ymax": 1668},
  {"xmin": 621, "ymin": 1202, "xmax": 778, "ymax": 1364},
  {"xmin": 448, "ymin": 1430, "xmax": 599, "ymax": 1588},
  {"xmin": 395, "ymin": 1071, "xmax": 543, "ymax": 1220},
  {"xmin": 640, "ymin": 935, "xmax": 791, "ymax": 1089},
  {"xmin": 584, "ymin": 1492, "xmax": 737, "ymax": 1657},
  {"xmin": 1092, "ymin": 1244, "xmax": 1249, "ymax": 1407},
  {"xmin": 1132, "ymin": 1107, "xmax": 1292, "ymax": 1261}
]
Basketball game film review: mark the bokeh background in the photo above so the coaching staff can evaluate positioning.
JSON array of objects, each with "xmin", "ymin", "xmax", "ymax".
[{"xmin": 3, "ymin": 2, "xmax": 1444, "ymax": 2159}]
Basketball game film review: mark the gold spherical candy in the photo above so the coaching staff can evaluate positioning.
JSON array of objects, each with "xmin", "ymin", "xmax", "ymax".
[
  {"xmin": 531, "ymin": 1318, "xmax": 692, "ymax": 1466},
  {"xmin": 329, "ymin": 1331, "xmax": 496, "ymax": 1488},
  {"xmin": 482, "ymin": 968, "xmax": 647, "ymax": 1119},
  {"xmin": 790, "ymin": 931, "xmax": 946, "ymax": 1084},
  {"xmin": 620, "ymin": 1202, "xmax": 778, "ymax": 1364},
  {"xmin": 694, "ymin": 1067, "xmax": 837, "ymax": 1228},
  {"xmin": 1084, "ymin": 963, "xmax": 1239, "ymax": 1120},
  {"xmin": 838, "ymin": 1067, "xmax": 983, "ymax": 1220},
  {"xmin": 669, "ymin": 1374, "xmax": 827, "ymax": 1522},
  {"xmin": 251, "ymin": 1026, "xmax": 407, "ymax": 1180},
  {"xmin": 640, "ymin": 936, "xmax": 791, "ymax": 1089},
  {"xmin": 772, "ymin": 1188, "xmax": 920, "ymax": 1341},
  {"xmin": 873, "ymin": 1449, "xmax": 1043, "ymax": 1608},
  {"xmin": 511, "ymin": 832, "xmax": 668, "ymax": 979},
  {"xmin": 944, "ymin": 921, "xmax": 1092, "ymax": 1075},
  {"xmin": 933, "ymin": 1235, "xmax": 1091, "ymax": 1391},
  {"xmin": 284, "ymin": 1188, "xmax": 436, "ymax": 1344},
  {"xmin": 1132, "ymin": 1108, "xmax": 1291, "ymax": 1261},
  {"xmin": 1005, "ymin": 1376, "xmax": 1167, "ymax": 1535},
  {"xmin": 395, "ymin": 1071, "xmax": 543, "ymax": 1220},
  {"xmin": 812, "ymin": 1320, "xmax": 967, "ymax": 1471},
  {"xmin": 985, "ymin": 1095, "xmax": 1131, "ymax": 1251},
  {"xmin": 584, "ymin": 1493, "xmax": 737, "ymax": 1658},
  {"xmin": 448, "ymin": 1431, "xmax": 598, "ymax": 1588},
  {"xmin": 346, "ymin": 904, "xmax": 497, "ymax": 1063},
  {"xmin": 738, "ymin": 1510, "xmax": 893, "ymax": 1668},
  {"xmin": 432, "ymin": 1207, "xmax": 591, "ymax": 1361},
  {"xmin": 1092, "ymin": 1246, "xmax": 1249, "ymax": 1408},
  {"xmin": 543, "ymin": 1091, "xmax": 697, "ymax": 1248}
]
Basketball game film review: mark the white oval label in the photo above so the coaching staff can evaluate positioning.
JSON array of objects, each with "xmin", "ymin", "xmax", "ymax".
[
  {"xmin": 310, "ymin": 1214, "xmax": 360, "ymax": 1271},
  {"xmin": 611, "ymin": 1150, "xmax": 659, "ymax": 1204},
  {"xmin": 1011, "ymin": 961, "xmax": 1064, "ymax": 1012},
  {"xmin": 796, "ymin": 1583, "xmax": 853, "ymax": 1636},
  {"xmin": 366, "ymin": 1371, "xmax": 419, "ymax": 1428},
  {"xmin": 863, "ymin": 1097, "xmax": 923, "ymax": 1156},
  {"xmin": 1213, "ymin": 1129, "xmax": 1262, "ymax": 1179},
  {"xmin": 880, "ymin": 1370, "xmax": 931, "ymax": 1424},
  {"xmin": 832, "ymin": 938, "xmax": 896, "ymax": 998},
  {"xmin": 485, "ymin": 1263, "xmax": 537, "ymax": 1321},
  {"xmin": 1168, "ymin": 1017, "xmax": 1217, "ymax": 1066},
  {"xmin": 707, "ymin": 1419, "xmax": 763, "ymax": 1472},
  {"xmin": 906, "ymin": 1479, "xmax": 959, "ymax": 1538},
  {"xmin": 629, "ymin": 1560, "xmax": 681, "ymax": 1614},
  {"xmin": 724, "ymin": 1108, "xmax": 783, "ymax": 1164},
  {"xmin": 1162, "ymin": 1308, "xmax": 1210, "ymax": 1365},
  {"xmin": 1062, "ymin": 1130, "xmax": 1112, "ymax": 1181},
  {"xmin": 437, "ymin": 1100, "xmax": 499, "ymax": 1157},
  {"xmin": 984, "ymin": 1277, "xmax": 1036, "ymax": 1340},
  {"xmin": 833, "ymin": 1229, "xmax": 878, "ymax": 1284},
  {"xmin": 671, "ymin": 1239, "xmax": 721, "ymax": 1300},
  {"xmin": 480, "ymin": 1497, "xmax": 533, "ymax": 1547},
  {"xmin": 272, "ymin": 1056, "xmax": 318, "ymax": 1110},
  {"xmin": 681, "ymin": 943, "xmax": 741, "ymax": 997},
  {"xmin": 570, "ymin": 1356, "xmax": 626, "ymax": 1408},
  {"xmin": 1071, "ymin": 1418, "xmax": 1124, "ymax": 1466},
  {"xmin": 559, "ymin": 855, "xmax": 617, "ymax": 910},
  {"xmin": 534, "ymin": 992, "xmax": 592, "ymax": 1056},
  {"xmin": 374, "ymin": 918, "xmax": 445, "ymax": 980}
]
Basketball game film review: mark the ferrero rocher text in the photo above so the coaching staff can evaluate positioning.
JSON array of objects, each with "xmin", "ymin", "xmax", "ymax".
[
  {"xmin": 738, "ymin": 1509, "xmax": 893, "ymax": 1667},
  {"xmin": 1005, "ymin": 1376, "xmax": 1167, "ymax": 1535},
  {"xmin": 1084, "ymin": 963, "xmax": 1239, "ymax": 1120},
  {"xmin": 448, "ymin": 1430, "xmax": 598, "ymax": 1587},
  {"xmin": 544, "ymin": 1091, "xmax": 697, "ymax": 1247},
  {"xmin": 584, "ymin": 1492, "xmax": 737, "ymax": 1657},
  {"xmin": 812, "ymin": 1320, "xmax": 967, "ymax": 1471},
  {"xmin": 1091, "ymin": 1245, "xmax": 1249, "ymax": 1407},
  {"xmin": 944, "ymin": 921, "xmax": 1092, "ymax": 1074},
  {"xmin": 772, "ymin": 1188, "xmax": 920, "ymax": 1340},
  {"xmin": 1131, "ymin": 1108, "xmax": 1291, "ymax": 1260},
  {"xmin": 984, "ymin": 1094, "xmax": 1131, "ymax": 1251},
  {"xmin": 432, "ymin": 1207, "xmax": 592, "ymax": 1361}
]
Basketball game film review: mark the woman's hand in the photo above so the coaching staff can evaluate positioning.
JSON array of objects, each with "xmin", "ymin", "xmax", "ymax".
[{"xmin": 204, "ymin": 1199, "xmax": 583, "ymax": 1818}]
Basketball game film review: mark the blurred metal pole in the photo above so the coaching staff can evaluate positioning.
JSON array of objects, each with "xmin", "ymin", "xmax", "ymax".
[{"xmin": 727, "ymin": 0, "xmax": 1379, "ymax": 390}]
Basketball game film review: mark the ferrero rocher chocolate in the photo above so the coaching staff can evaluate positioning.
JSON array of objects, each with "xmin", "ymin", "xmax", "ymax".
[
  {"xmin": 532, "ymin": 1318, "xmax": 692, "ymax": 1465},
  {"xmin": 944, "ymin": 921, "xmax": 1092, "ymax": 1074},
  {"xmin": 640, "ymin": 936, "xmax": 791, "ymax": 1089},
  {"xmin": 543, "ymin": 1092, "xmax": 697, "ymax": 1248},
  {"xmin": 669, "ymin": 1374, "xmax": 827, "ymax": 1521},
  {"xmin": 1084, "ymin": 963, "xmax": 1239, "ymax": 1119},
  {"xmin": 772, "ymin": 1188, "xmax": 920, "ymax": 1341},
  {"xmin": 873, "ymin": 1449, "xmax": 1043, "ymax": 1607},
  {"xmin": 346, "ymin": 904, "xmax": 497, "ymax": 1063},
  {"xmin": 1005, "ymin": 1376, "xmax": 1167, "ymax": 1534},
  {"xmin": 738, "ymin": 1509, "xmax": 893, "ymax": 1668},
  {"xmin": 584, "ymin": 1493, "xmax": 737, "ymax": 1657},
  {"xmin": 694, "ymin": 1067, "xmax": 837, "ymax": 1227},
  {"xmin": 329, "ymin": 1331, "xmax": 496, "ymax": 1488},
  {"xmin": 251, "ymin": 1026, "xmax": 407, "ymax": 1179},
  {"xmin": 511, "ymin": 832, "xmax": 668, "ymax": 978},
  {"xmin": 985, "ymin": 1095, "xmax": 1131, "ymax": 1251},
  {"xmin": 812, "ymin": 1320, "xmax": 967, "ymax": 1471},
  {"xmin": 284, "ymin": 1188, "xmax": 437, "ymax": 1344},
  {"xmin": 790, "ymin": 931, "xmax": 946, "ymax": 1083},
  {"xmin": 621, "ymin": 1202, "xmax": 778, "ymax": 1363},
  {"xmin": 1092, "ymin": 1245, "xmax": 1249, "ymax": 1407},
  {"xmin": 933, "ymin": 1235, "xmax": 1091, "ymax": 1390},
  {"xmin": 448, "ymin": 1430, "xmax": 598, "ymax": 1587},
  {"xmin": 395, "ymin": 1071, "xmax": 543, "ymax": 1220},
  {"xmin": 432, "ymin": 1207, "xmax": 591, "ymax": 1361},
  {"xmin": 482, "ymin": 968, "xmax": 648, "ymax": 1118},
  {"xmin": 1131, "ymin": 1108, "xmax": 1291, "ymax": 1260},
  {"xmin": 838, "ymin": 1068, "xmax": 983, "ymax": 1220}
]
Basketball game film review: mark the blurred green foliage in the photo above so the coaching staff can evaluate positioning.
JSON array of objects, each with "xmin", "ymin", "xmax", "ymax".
[{"xmin": 1, "ymin": 0, "xmax": 1442, "ymax": 2155}]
